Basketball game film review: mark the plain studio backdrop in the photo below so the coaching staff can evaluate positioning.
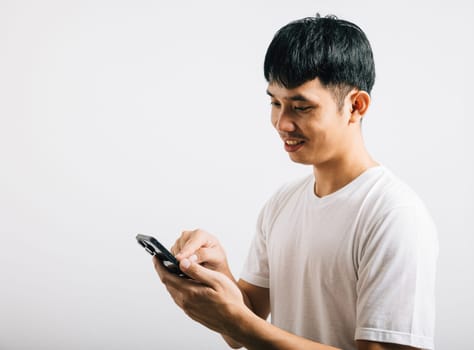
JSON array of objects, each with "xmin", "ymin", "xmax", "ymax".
[{"xmin": 0, "ymin": 0, "xmax": 472, "ymax": 349}]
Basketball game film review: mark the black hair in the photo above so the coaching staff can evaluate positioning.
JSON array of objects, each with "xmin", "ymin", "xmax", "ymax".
[{"xmin": 264, "ymin": 14, "xmax": 376, "ymax": 108}]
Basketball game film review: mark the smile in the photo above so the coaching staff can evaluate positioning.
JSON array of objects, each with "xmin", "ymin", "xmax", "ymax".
[
  {"xmin": 285, "ymin": 140, "xmax": 305, "ymax": 146},
  {"xmin": 284, "ymin": 139, "xmax": 305, "ymax": 152}
]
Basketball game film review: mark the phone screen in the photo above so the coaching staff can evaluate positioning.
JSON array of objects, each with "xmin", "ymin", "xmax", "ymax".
[{"xmin": 136, "ymin": 234, "xmax": 189, "ymax": 278}]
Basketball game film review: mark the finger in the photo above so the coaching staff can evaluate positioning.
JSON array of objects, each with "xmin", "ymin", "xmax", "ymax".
[
  {"xmin": 153, "ymin": 255, "xmax": 169, "ymax": 280},
  {"xmin": 153, "ymin": 256, "xmax": 184, "ymax": 287},
  {"xmin": 170, "ymin": 239, "xmax": 180, "ymax": 256},
  {"xmin": 175, "ymin": 229, "xmax": 213, "ymax": 260},
  {"xmin": 191, "ymin": 247, "xmax": 217, "ymax": 265},
  {"xmin": 171, "ymin": 230, "xmax": 191, "ymax": 255},
  {"xmin": 179, "ymin": 258, "xmax": 220, "ymax": 288}
]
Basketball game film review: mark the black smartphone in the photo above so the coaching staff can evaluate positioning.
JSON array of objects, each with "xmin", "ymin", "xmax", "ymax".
[{"xmin": 136, "ymin": 234, "xmax": 189, "ymax": 278}]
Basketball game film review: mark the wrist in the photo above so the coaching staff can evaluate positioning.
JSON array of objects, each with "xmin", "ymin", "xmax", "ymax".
[
  {"xmin": 220, "ymin": 303, "xmax": 264, "ymax": 348},
  {"xmin": 216, "ymin": 263, "xmax": 236, "ymax": 283}
]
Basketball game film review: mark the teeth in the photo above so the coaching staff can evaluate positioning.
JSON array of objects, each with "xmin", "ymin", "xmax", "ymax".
[{"xmin": 286, "ymin": 140, "xmax": 303, "ymax": 145}]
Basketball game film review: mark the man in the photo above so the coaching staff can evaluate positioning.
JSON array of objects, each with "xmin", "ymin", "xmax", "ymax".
[{"xmin": 153, "ymin": 14, "xmax": 438, "ymax": 350}]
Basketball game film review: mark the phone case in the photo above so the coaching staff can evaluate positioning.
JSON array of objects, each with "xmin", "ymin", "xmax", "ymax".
[{"xmin": 136, "ymin": 234, "xmax": 189, "ymax": 278}]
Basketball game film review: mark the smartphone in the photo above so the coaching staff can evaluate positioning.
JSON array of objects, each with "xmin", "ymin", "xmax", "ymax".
[{"xmin": 136, "ymin": 234, "xmax": 189, "ymax": 278}]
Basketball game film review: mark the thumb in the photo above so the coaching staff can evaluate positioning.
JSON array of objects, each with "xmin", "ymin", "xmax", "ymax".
[{"xmin": 180, "ymin": 258, "xmax": 220, "ymax": 287}]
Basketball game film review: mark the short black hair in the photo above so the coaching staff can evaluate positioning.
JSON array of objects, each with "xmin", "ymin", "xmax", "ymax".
[{"xmin": 264, "ymin": 14, "xmax": 376, "ymax": 108}]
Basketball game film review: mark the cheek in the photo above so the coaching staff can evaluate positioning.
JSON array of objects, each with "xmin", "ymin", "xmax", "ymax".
[
  {"xmin": 317, "ymin": 121, "xmax": 346, "ymax": 151},
  {"xmin": 270, "ymin": 112, "xmax": 278, "ymax": 128},
  {"xmin": 307, "ymin": 121, "xmax": 334, "ymax": 149},
  {"xmin": 305, "ymin": 120, "xmax": 323, "ymax": 138}
]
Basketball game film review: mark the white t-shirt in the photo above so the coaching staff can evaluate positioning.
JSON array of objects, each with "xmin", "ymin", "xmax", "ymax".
[{"xmin": 241, "ymin": 166, "xmax": 438, "ymax": 350}]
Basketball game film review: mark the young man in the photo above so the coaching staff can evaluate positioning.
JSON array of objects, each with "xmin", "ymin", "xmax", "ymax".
[{"xmin": 153, "ymin": 15, "xmax": 438, "ymax": 350}]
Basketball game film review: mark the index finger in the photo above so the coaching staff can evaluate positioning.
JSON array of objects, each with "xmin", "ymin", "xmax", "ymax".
[{"xmin": 175, "ymin": 229, "xmax": 214, "ymax": 260}]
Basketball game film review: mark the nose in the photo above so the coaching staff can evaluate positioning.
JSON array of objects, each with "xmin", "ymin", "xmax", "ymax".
[{"xmin": 273, "ymin": 108, "xmax": 295, "ymax": 133}]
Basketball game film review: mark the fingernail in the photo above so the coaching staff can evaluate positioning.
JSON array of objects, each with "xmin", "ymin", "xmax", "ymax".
[
  {"xmin": 181, "ymin": 259, "xmax": 191, "ymax": 269},
  {"xmin": 189, "ymin": 254, "xmax": 198, "ymax": 262}
]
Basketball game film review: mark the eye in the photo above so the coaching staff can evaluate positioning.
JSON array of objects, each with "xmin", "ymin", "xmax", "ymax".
[
  {"xmin": 294, "ymin": 106, "xmax": 313, "ymax": 112},
  {"xmin": 270, "ymin": 101, "xmax": 281, "ymax": 108}
]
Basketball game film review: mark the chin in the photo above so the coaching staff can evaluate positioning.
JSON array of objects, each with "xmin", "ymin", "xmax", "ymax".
[
  {"xmin": 288, "ymin": 153, "xmax": 314, "ymax": 166},
  {"xmin": 288, "ymin": 151, "xmax": 330, "ymax": 167}
]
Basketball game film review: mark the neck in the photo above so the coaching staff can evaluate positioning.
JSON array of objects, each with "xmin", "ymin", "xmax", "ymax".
[{"xmin": 312, "ymin": 142, "xmax": 378, "ymax": 198}]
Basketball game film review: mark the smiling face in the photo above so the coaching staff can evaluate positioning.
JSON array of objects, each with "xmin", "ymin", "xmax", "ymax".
[{"xmin": 268, "ymin": 79, "xmax": 361, "ymax": 168}]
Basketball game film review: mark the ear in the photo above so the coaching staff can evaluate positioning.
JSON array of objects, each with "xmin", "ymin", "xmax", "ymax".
[{"xmin": 348, "ymin": 91, "xmax": 371, "ymax": 124}]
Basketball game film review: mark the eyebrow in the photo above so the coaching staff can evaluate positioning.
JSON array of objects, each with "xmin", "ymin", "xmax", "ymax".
[{"xmin": 266, "ymin": 90, "xmax": 311, "ymax": 102}]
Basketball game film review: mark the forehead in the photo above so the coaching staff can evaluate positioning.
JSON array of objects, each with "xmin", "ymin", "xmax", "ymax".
[{"xmin": 266, "ymin": 79, "xmax": 331, "ymax": 102}]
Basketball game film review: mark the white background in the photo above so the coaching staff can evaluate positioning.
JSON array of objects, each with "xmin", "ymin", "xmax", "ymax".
[{"xmin": 0, "ymin": 0, "xmax": 473, "ymax": 349}]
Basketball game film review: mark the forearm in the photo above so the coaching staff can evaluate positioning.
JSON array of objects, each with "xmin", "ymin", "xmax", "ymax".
[
  {"xmin": 221, "ymin": 280, "xmax": 257, "ymax": 348},
  {"xmin": 225, "ymin": 307, "xmax": 341, "ymax": 350},
  {"xmin": 222, "ymin": 335, "xmax": 243, "ymax": 349}
]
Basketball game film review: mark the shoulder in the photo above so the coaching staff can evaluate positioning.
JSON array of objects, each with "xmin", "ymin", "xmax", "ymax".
[
  {"xmin": 363, "ymin": 166, "xmax": 430, "ymax": 218},
  {"xmin": 358, "ymin": 167, "xmax": 438, "ymax": 254}
]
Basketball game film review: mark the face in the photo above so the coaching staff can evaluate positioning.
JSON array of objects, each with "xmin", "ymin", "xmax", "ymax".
[{"xmin": 267, "ymin": 79, "xmax": 355, "ymax": 167}]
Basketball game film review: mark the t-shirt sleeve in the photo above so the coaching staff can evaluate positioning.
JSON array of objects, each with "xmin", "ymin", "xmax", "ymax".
[
  {"xmin": 355, "ymin": 205, "xmax": 438, "ymax": 349},
  {"xmin": 240, "ymin": 205, "xmax": 270, "ymax": 288}
]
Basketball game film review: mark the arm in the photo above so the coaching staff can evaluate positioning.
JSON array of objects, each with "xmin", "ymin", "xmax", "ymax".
[
  {"xmin": 157, "ymin": 229, "xmax": 422, "ymax": 350},
  {"xmin": 222, "ymin": 279, "xmax": 270, "ymax": 348},
  {"xmin": 154, "ymin": 255, "xmax": 340, "ymax": 350},
  {"xmin": 355, "ymin": 206, "xmax": 437, "ymax": 350},
  {"xmin": 356, "ymin": 341, "xmax": 420, "ymax": 350},
  {"xmin": 155, "ymin": 258, "xmax": 420, "ymax": 350},
  {"xmin": 169, "ymin": 229, "xmax": 271, "ymax": 348},
  {"xmin": 238, "ymin": 279, "xmax": 270, "ymax": 320}
]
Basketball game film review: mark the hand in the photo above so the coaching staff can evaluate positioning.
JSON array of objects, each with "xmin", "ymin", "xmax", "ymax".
[
  {"xmin": 153, "ymin": 255, "xmax": 250, "ymax": 336},
  {"xmin": 171, "ymin": 229, "xmax": 233, "ymax": 280}
]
